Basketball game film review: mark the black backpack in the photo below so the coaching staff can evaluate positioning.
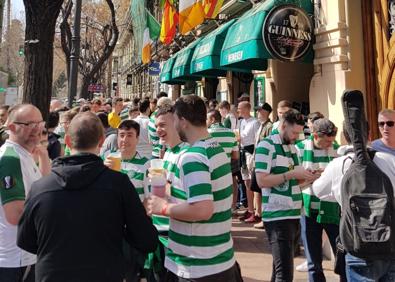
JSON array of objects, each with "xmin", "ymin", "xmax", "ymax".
[{"xmin": 340, "ymin": 89, "xmax": 395, "ymax": 259}]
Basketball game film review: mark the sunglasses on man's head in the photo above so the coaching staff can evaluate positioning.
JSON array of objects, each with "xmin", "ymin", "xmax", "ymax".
[{"xmin": 378, "ymin": 121, "xmax": 395, "ymax": 128}]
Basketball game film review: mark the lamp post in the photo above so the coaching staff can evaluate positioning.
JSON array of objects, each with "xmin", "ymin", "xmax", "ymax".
[{"xmin": 68, "ymin": 0, "xmax": 82, "ymax": 108}]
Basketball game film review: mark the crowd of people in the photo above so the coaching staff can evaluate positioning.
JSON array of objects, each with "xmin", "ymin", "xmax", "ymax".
[{"xmin": 0, "ymin": 91, "xmax": 394, "ymax": 282}]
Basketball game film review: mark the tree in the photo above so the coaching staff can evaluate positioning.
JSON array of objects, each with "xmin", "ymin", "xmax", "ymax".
[
  {"xmin": 0, "ymin": 19, "xmax": 24, "ymax": 87},
  {"xmin": 22, "ymin": 0, "xmax": 64, "ymax": 121},
  {"xmin": 60, "ymin": 0, "xmax": 118, "ymax": 99}
]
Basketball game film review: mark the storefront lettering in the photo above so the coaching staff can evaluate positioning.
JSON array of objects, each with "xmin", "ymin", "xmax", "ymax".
[{"xmin": 228, "ymin": 51, "xmax": 243, "ymax": 63}]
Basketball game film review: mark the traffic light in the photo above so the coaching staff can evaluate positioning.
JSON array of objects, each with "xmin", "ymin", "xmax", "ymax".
[
  {"xmin": 18, "ymin": 45, "xmax": 24, "ymax": 57},
  {"xmin": 112, "ymin": 82, "xmax": 118, "ymax": 90}
]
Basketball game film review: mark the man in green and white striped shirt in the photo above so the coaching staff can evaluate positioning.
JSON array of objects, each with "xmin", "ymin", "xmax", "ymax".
[
  {"xmin": 296, "ymin": 118, "xmax": 342, "ymax": 282},
  {"xmin": 103, "ymin": 120, "xmax": 149, "ymax": 202},
  {"xmin": 154, "ymin": 105, "xmax": 189, "ymax": 238},
  {"xmin": 207, "ymin": 109, "xmax": 238, "ymax": 161},
  {"xmin": 255, "ymin": 109, "xmax": 318, "ymax": 282},
  {"xmin": 148, "ymin": 95, "xmax": 242, "ymax": 281}
]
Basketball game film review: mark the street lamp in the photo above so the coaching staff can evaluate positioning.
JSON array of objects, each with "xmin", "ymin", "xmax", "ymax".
[{"xmin": 68, "ymin": 0, "xmax": 82, "ymax": 108}]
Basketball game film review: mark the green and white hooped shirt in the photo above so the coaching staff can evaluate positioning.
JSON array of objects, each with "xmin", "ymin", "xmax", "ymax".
[
  {"xmin": 0, "ymin": 140, "xmax": 40, "ymax": 267},
  {"xmin": 296, "ymin": 136, "xmax": 340, "ymax": 224},
  {"xmin": 255, "ymin": 133, "xmax": 302, "ymax": 222},
  {"xmin": 102, "ymin": 151, "xmax": 149, "ymax": 202},
  {"xmin": 208, "ymin": 123, "xmax": 238, "ymax": 160},
  {"xmin": 151, "ymin": 143, "xmax": 188, "ymax": 237},
  {"xmin": 148, "ymin": 110, "xmax": 163, "ymax": 158},
  {"xmin": 165, "ymin": 137, "xmax": 235, "ymax": 279}
]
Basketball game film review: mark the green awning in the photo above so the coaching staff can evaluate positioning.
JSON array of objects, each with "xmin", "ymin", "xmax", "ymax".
[
  {"xmin": 172, "ymin": 38, "xmax": 203, "ymax": 81},
  {"xmin": 159, "ymin": 54, "xmax": 184, "ymax": 85},
  {"xmin": 221, "ymin": 0, "xmax": 313, "ymax": 70},
  {"xmin": 190, "ymin": 19, "xmax": 240, "ymax": 76}
]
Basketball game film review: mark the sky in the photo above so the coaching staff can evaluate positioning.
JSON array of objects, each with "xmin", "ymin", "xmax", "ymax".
[{"xmin": 11, "ymin": 0, "xmax": 25, "ymax": 20}]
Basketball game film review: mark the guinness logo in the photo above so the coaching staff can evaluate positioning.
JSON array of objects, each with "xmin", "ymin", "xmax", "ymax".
[{"xmin": 263, "ymin": 4, "xmax": 313, "ymax": 62}]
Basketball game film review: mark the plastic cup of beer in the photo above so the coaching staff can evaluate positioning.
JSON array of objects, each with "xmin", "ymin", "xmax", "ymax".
[
  {"xmin": 149, "ymin": 159, "xmax": 166, "ymax": 197},
  {"xmin": 108, "ymin": 152, "xmax": 122, "ymax": 171}
]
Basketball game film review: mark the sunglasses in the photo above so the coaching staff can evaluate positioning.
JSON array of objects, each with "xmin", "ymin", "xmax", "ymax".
[{"xmin": 378, "ymin": 121, "xmax": 395, "ymax": 128}]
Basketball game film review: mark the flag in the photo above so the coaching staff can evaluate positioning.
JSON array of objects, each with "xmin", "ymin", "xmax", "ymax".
[
  {"xmin": 203, "ymin": 0, "xmax": 224, "ymax": 18},
  {"xmin": 146, "ymin": 9, "xmax": 160, "ymax": 40},
  {"xmin": 160, "ymin": 0, "xmax": 179, "ymax": 45},
  {"xmin": 142, "ymin": 28, "xmax": 151, "ymax": 64},
  {"xmin": 142, "ymin": 10, "xmax": 161, "ymax": 64},
  {"xmin": 179, "ymin": 0, "xmax": 205, "ymax": 35}
]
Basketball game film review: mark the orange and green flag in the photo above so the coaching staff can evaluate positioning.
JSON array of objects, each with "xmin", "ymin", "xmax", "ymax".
[
  {"xmin": 203, "ymin": 0, "xmax": 224, "ymax": 18},
  {"xmin": 142, "ymin": 9, "xmax": 161, "ymax": 64},
  {"xmin": 160, "ymin": 0, "xmax": 179, "ymax": 45},
  {"xmin": 179, "ymin": 0, "xmax": 205, "ymax": 35}
]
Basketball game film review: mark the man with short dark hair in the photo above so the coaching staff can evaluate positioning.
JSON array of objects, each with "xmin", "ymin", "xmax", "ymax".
[
  {"xmin": 108, "ymin": 97, "xmax": 123, "ymax": 128},
  {"xmin": 148, "ymin": 95, "xmax": 242, "ymax": 281},
  {"xmin": 372, "ymin": 109, "xmax": 395, "ymax": 156},
  {"xmin": 132, "ymin": 100, "xmax": 152, "ymax": 159},
  {"xmin": 0, "ymin": 105, "xmax": 9, "ymax": 146},
  {"xmin": 46, "ymin": 111, "xmax": 61, "ymax": 160},
  {"xmin": 255, "ymin": 109, "xmax": 318, "ymax": 281},
  {"xmin": 219, "ymin": 101, "xmax": 237, "ymax": 130},
  {"xmin": 0, "ymin": 104, "xmax": 51, "ymax": 282},
  {"xmin": 17, "ymin": 112, "xmax": 157, "ymax": 282},
  {"xmin": 296, "ymin": 118, "xmax": 342, "ymax": 281}
]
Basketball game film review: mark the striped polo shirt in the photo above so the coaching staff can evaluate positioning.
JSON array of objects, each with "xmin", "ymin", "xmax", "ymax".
[
  {"xmin": 148, "ymin": 110, "xmax": 163, "ymax": 158},
  {"xmin": 122, "ymin": 153, "xmax": 149, "ymax": 202},
  {"xmin": 165, "ymin": 137, "xmax": 235, "ymax": 278},
  {"xmin": 296, "ymin": 136, "xmax": 340, "ymax": 224},
  {"xmin": 208, "ymin": 123, "xmax": 238, "ymax": 160},
  {"xmin": 255, "ymin": 133, "xmax": 302, "ymax": 221},
  {"xmin": 152, "ymin": 142, "xmax": 188, "ymax": 236}
]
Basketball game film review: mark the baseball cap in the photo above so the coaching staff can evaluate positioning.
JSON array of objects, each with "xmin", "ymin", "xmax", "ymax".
[{"xmin": 254, "ymin": 102, "xmax": 272, "ymax": 113}]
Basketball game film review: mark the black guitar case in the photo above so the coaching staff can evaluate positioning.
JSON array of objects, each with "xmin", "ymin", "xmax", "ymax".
[{"xmin": 340, "ymin": 89, "xmax": 395, "ymax": 259}]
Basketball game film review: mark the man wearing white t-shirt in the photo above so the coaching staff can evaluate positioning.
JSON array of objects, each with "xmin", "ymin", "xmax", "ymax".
[
  {"xmin": 237, "ymin": 101, "xmax": 261, "ymax": 223},
  {"xmin": 0, "ymin": 104, "xmax": 51, "ymax": 282},
  {"xmin": 133, "ymin": 99, "xmax": 152, "ymax": 159}
]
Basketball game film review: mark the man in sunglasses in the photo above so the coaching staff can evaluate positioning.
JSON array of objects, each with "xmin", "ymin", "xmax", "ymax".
[
  {"xmin": 0, "ymin": 104, "xmax": 51, "ymax": 282},
  {"xmin": 372, "ymin": 109, "xmax": 395, "ymax": 156}
]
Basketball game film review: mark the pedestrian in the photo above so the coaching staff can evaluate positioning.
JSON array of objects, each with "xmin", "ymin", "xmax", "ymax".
[
  {"xmin": 371, "ymin": 109, "xmax": 395, "ymax": 156},
  {"xmin": 312, "ymin": 122, "xmax": 395, "ymax": 281},
  {"xmin": 218, "ymin": 101, "xmax": 237, "ymax": 130},
  {"xmin": 0, "ymin": 105, "xmax": 9, "ymax": 146},
  {"xmin": 296, "ymin": 118, "xmax": 344, "ymax": 282},
  {"xmin": 148, "ymin": 95, "xmax": 171, "ymax": 159},
  {"xmin": 46, "ymin": 111, "xmax": 61, "ymax": 160},
  {"xmin": 252, "ymin": 102, "xmax": 273, "ymax": 229},
  {"xmin": 133, "ymin": 99, "xmax": 153, "ymax": 159},
  {"xmin": 108, "ymin": 97, "xmax": 124, "ymax": 129},
  {"xmin": 237, "ymin": 101, "xmax": 261, "ymax": 223},
  {"xmin": 255, "ymin": 109, "xmax": 318, "ymax": 282},
  {"xmin": 148, "ymin": 95, "xmax": 242, "ymax": 281},
  {"xmin": 0, "ymin": 104, "xmax": 51, "ymax": 282},
  {"xmin": 17, "ymin": 111, "xmax": 158, "ymax": 282}
]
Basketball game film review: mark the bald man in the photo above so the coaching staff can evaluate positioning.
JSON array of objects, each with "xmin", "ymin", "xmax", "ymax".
[
  {"xmin": 0, "ymin": 104, "xmax": 51, "ymax": 282},
  {"xmin": 17, "ymin": 112, "xmax": 157, "ymax": 282}
]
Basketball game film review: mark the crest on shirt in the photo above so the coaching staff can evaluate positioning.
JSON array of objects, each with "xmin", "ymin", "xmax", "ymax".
[{"xmin": 2, "ymin": 176, "xmax": 15, "ymax": 190}]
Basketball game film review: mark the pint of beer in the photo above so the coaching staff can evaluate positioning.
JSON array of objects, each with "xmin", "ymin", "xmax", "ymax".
[
  {"xmin": 108, "ymin": 152, "xmax": 122, "ymax": 171},
  {"xmin": 149, "ymin": 159, "xmax": 166, "ymax": 197}
]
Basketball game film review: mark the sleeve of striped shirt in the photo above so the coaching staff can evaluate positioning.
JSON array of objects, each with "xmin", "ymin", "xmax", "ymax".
[
  {"xmin": 180, "ymin": 153, "xmax": 213, "ymax": 203},
  {"xmin": 295, "ymin": 142, "xmax": 304, "ymax": 160},
  {"xmin": 254, "ymin": 140, "xmax": 274, "ymax": 174}
]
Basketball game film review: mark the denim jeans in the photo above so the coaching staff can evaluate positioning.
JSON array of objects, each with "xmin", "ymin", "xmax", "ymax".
[
  {"xmin": 265, "ymin": 219, "xmax": 300, "ymax": 282},
  {"xmin": 0, "ymin": 265, "xmax": 35, "ymax": 282},
  {"xmin": 345, "ymin": 254, "xmax": 395, "ymax": 282},
  {"xmin": 300, "ymin": 214, "xmax": 341, "ymax": 282}
]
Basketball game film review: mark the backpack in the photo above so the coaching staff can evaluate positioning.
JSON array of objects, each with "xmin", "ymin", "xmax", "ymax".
[{"xmin": 340, "ymin": 89, "xmax": 395, "ymax": 260}]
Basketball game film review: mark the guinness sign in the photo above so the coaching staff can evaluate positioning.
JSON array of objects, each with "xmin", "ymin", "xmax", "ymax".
[{"xmin": 263, "ymin": 4, "xmax": 313, "ymax": 62}]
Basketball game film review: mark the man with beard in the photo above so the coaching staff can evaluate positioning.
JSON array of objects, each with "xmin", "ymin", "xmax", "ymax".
[
  {"xmin": 148, "ymin": 95, "xmax": 242, "ymax": 281},
  {"xmin": 0, "ymin": 104, "xmax": 51, "ymax": 282},
  {"xmin": 255, "ymin": 109, "xmax": 318, "ymax": 282},
  {"xmin": 17, "ymin": 112, "xmax": 157, "ymax": 282}
]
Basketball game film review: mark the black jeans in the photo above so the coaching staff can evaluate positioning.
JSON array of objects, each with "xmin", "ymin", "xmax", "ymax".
[
  {"xmin": 0, "ymin": 265, "xmax": 35, "ymax": 282},
  {"xmin": 164, "ymin": 262, "xmax": 243, "ymax": 282},
  {"xmin": 265, "ymin": 219, "xmax": 300, "ymax": 282}
]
